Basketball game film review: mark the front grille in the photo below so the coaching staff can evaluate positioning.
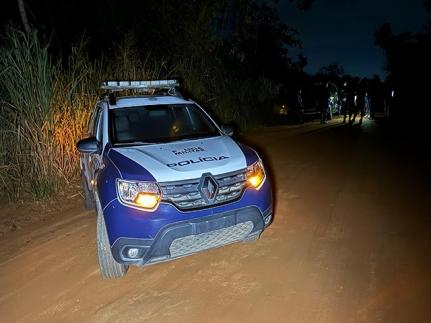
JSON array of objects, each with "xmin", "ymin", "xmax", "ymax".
[
  {"xmin": 160, "ymin": 169, "xmax": 247, "ymax": 210},
  {"xmin": 169, "ymin": 221, "xmax": 254, "ymax": 257}
]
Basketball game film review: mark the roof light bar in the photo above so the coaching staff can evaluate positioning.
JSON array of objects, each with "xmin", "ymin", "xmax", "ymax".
[{"xmin": 101, "ymin": 80, "xmax": 179, "ymax": 91}]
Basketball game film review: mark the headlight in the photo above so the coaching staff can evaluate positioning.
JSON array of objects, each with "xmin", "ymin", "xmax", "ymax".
[
  {"xmin": 246, "ymin": 159, "xmax": 266, "ymax": 190},
  {"xmin": 116, "ymin": 179, "xmax": 161, "ymax": 211}
]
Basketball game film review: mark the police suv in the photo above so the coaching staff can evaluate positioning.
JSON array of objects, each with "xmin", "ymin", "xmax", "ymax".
[{"xmin": 77, "ymin": 80, "xmax": 273, "ymax": 278}]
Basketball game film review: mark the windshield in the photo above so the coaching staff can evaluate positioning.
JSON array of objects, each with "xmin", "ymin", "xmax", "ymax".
[{"xmin": 110, "ymin": 104, "xmax": 220, "ymax": 145}]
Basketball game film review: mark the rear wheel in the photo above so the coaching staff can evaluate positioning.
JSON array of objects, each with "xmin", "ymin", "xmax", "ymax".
[
  {"xmin": 96, "ymin": 203, "xmax": 128, "ymax": 279},
  {"xmin": 82, "ymin": 171, "xmax": 95, "ymax": 210}
]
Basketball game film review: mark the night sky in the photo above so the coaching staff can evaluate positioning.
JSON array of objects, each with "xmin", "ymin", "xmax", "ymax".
[
  {"xmin": 1, "ymin": 0, "xmax": 429, "ymax": 79},
  {"xmin": 279, "ymin": 0, "xmax": 429, "ymax": 78}
]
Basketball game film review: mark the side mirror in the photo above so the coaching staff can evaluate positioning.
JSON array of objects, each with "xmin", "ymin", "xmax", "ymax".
[
  {"xmin": 221, "ymin": 125, "xmax": 234, "ymax": 136},
  {"xmin": 76, "ymin": 137, "xmax": 99, "ymax": 153}
]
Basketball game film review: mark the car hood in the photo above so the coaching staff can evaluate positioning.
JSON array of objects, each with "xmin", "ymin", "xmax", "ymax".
[{"xmin": 111, "ymin": 136, "xmax": 247, "ymax": 182}]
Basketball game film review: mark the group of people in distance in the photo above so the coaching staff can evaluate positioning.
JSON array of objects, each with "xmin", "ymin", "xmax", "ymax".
[
  {"xmin": 338, "ymin": 80, "xmax": 371, "ymax": 125},
  {"xmin": 296, "ymin": 78, "xmax": 376, "ymax": 125}
]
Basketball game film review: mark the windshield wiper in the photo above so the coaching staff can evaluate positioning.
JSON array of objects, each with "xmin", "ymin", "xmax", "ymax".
[
  {"xmin": 166, "ymin": 133, "xmax": 219, "ymax": 143},
  {"xmin": 114, "ymin": 141, "xmax": 154, "ymax": 147}
]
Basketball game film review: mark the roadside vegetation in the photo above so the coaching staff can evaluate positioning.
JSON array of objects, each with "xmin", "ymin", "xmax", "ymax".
[{"xmin": 0, "ymin": 30, "xmax": 94, "ymax": 199}]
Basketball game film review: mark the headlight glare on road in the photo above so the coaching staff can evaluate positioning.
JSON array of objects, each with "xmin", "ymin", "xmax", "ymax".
[
  {"xmin": 246, "ymin": 160, "xmax": 266, "ymax": 190},
  {"xmin": 117, "ymin": 179, "xmax": 161, "ymax": 211}
]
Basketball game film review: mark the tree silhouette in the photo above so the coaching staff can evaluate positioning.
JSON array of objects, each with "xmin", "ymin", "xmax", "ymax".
[
  {"xmin": 375, "ymin": 2, "xmax": 431, "ymax": 122},
  {"xmin": 17, "ymin": 0, "xmax": 30, "ymax": 33}
]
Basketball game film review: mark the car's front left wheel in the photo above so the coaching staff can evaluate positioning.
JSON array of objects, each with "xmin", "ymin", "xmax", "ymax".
[{"xmin": 96, "ymin": 202, "xmax": 128, "ymax": 279}]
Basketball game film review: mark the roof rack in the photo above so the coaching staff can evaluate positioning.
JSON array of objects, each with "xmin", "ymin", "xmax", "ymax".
[
  {"xmin": 100, "ymin": 80, "xmax": 179, "ymax": 91},
  {"xmin": 100, "ymin": 80, "xmax": 181, "ymax": 105}
]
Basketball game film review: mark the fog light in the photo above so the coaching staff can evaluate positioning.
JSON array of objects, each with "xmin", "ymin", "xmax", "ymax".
[{"xmin": 127, "ymin": 247, "xmax": 139, "ymax": 258}]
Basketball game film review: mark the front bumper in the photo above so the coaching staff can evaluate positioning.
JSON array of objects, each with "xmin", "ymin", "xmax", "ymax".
[{"xmin": 111, "ymin": 205, "xmax": 272, "ymax": 266}]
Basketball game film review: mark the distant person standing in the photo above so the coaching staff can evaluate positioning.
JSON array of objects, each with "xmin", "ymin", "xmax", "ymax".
[
  {"xmin": 356, "ymin": 88, "xmax": 366, "ymax": 124},
  {"xmin": 320, "ymin": 82, "xmax": 330, "ymax": 124},
  {"xmin": 350, "ymin": 90, "xmax": 358, "ymax": 123},
  {"xmin": 384, "ymin": 89, "xmax": 395, "ymax": 117},
  {"xmin": 327, "ymin": 81, "xmax": 338, "ymax": 119},
  {"xmin": 364, "ymin": 92, "xmax": 371, "ymax": 118},
  {"xmin": 340, "ymin": 82, "xmax": 349, "ymax": 123},
  {"xmin": 297, "ymin": 88, "xmax": 305, "ymax": 123},
  {"xmin": 346, "ymin": 83, "xmax": 356, "ymax": 124},
  {"xmin": 351, "ymin": 80, "xmax": 366, "ymax": 124}
]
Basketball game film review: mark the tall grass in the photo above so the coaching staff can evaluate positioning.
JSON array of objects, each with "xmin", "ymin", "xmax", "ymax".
[
  {"xmin": 0, "ymin": 29, "xmax": 57, "ymax": 198},
  {"xmin": 0, "ymin": 29, "xmax": 277, "ymax": 200},
  {"xmin": 1, "ymin": 33, "xmax": 101, "ymax": 198}
]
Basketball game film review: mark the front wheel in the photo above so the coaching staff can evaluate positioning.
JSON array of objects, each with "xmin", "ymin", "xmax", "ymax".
[{"xmin": 96, "ymin": 205, "xmax": 128, "ymax": 279}]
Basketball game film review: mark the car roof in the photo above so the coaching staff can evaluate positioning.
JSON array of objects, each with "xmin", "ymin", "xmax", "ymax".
[{"xmin": 108, "ymin": 95, "xmax": 193, "ymax": 109}]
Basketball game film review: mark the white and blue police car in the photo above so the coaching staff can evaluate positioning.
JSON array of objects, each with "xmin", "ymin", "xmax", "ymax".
[{"xmin": 77, "ymin": 80, "xmax": 273, "ymax": 278}]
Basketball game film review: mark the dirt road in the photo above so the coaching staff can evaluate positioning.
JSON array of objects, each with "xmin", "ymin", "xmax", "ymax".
[{"xmin": 1, "ymin": 120, "xmax": 430, "ymax": 323}]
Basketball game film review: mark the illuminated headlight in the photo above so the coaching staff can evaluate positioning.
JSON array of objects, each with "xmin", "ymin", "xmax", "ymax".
[
  {"xmin": 246, "ymin": 159, "xmax": 266, "ymax": 190},
  {"xmin": 116, "ymin": 179, "xmax": 161, "ymax": 211}
]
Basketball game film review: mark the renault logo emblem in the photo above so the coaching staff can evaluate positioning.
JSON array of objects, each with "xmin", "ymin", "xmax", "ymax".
[{"xmin": 198, "ymin": 173, "xmax": 219, "ymax": 203}]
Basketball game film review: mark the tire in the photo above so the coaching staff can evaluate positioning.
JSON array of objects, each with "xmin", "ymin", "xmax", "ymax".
[
  {"xmin": 82, "ymin": 171, "xmax": 95, "ymax": 210},
  {"xmin": 243, "ymin": 232, "xmax": 261, "ymax": 243},
  {"xmin": 96, "ymin": 205, "xmax": 128, "ymax": 279}
]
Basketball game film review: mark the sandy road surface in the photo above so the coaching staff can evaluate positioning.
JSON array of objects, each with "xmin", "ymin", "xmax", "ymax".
[{"xmin": 1, "ymin": 120, "xmax": 431, "ymax": 323}]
